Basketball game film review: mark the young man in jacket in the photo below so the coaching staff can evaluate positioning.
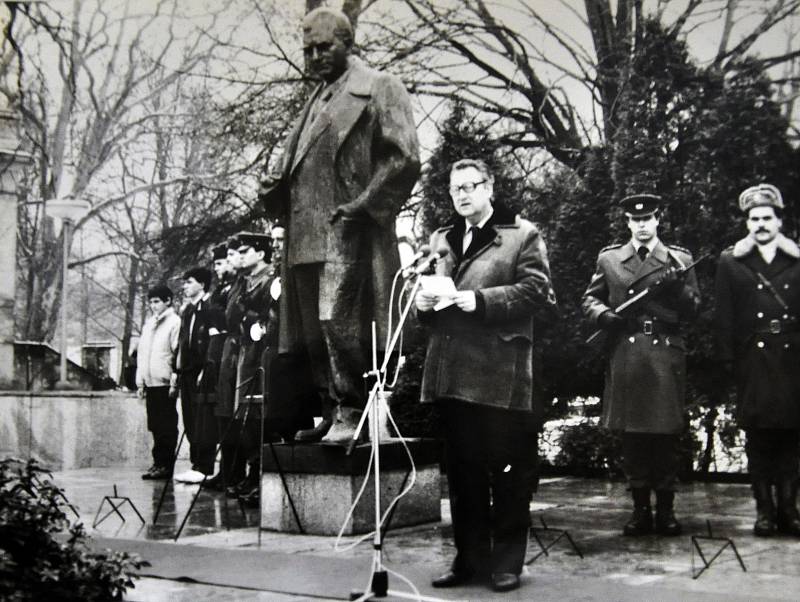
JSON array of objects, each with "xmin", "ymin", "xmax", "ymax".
[
  {"xmin": 583, "ymin": 194, "xmax": 701, "ymax": 536},
  {"xmin": 714, "ymin": 184, "xmax": 800, "ymax": 537},
  {"xmin": 136, "ymin": 284, "xmax": 181, "ymax": 480},
  {"xmin": 415, "ymin": 158, "xmax": 557, "ymax": 594},
  {"xmin": 175, "ymin": 267, "xmax": 215, "ymax": 482}
]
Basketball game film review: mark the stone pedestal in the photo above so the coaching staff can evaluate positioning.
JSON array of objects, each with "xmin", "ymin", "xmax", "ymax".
[{"xmin": 260, "ymin": 439, "xmax": 441, "ymax": 535}]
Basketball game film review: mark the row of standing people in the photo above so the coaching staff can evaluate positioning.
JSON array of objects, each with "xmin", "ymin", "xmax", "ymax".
[
  {"xmin": 135, "ymin": 227, "xmax": 294, "ymax": 508},
  {"xmin": 582, "ymin": 185, "xmax": 800, "ymax": 542},
  {"xmin": 414, "ymin": 160, "xmax": 800, "ymax": 593}
]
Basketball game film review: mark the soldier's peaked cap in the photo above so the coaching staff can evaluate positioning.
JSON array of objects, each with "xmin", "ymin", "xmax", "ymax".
[
  {"xmin": 226, "ymin": 232, "xmax": 245, "ymax": 250},
  {"xmin": 739, "ymin": 183, "xmax": 783, "ymax": 213},
  {"xmin": 237, "ymin": 232, "xmax": 272, "ymax": 254},
  {"xmin": 620, "ymin": 193, "xmax": 661, "ymax": 217}
]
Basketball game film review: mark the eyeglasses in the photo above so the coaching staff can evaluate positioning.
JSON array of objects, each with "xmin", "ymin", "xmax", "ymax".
[{"xmin": 449, "ymin": 180, "xmax": 486, "ymax": 196}]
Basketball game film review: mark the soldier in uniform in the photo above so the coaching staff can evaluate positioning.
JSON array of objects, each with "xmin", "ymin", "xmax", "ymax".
[
  {"xmin": 714, "ymin": 184, "xmax": 800, "ymax": 537},
  {"xmin": 201, "ymin": 244, "xmax": 238, "ymax": 491},
  {"xmin": 228, "ymin": 232, "xmax": 278, "ymax": 506},
  {"xmin": 213, "ymin": 234, "xmax": 248, "ymax": 491},
  {"xmin": 583, "ymin": 194, "xmax": 701, "ymax": 536}
]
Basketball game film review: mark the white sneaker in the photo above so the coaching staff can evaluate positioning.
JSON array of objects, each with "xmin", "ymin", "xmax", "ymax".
[{"xmin": 173, "ymin": 469, "xmax": 207, "ymax": 483}]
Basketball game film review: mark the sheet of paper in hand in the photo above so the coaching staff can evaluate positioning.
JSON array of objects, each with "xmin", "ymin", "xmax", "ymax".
[{"xmin": 420, "ymin": 275, "xmax": 457, "ymax": 311}]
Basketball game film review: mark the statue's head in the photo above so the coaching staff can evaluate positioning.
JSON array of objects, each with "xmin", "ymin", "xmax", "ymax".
[{"xmin": 302, "ymin": 8, "xmax": 353, "ymax": 83}]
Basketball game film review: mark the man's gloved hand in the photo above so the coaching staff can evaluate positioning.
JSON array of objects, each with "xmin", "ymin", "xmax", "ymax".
[
  {"xmin": 653, "ymin": 267, "xmax": 683, "ymax": 297},
  {"xmin": 598, "ymin": 310, "xmax": 626, "ymax": 332}
]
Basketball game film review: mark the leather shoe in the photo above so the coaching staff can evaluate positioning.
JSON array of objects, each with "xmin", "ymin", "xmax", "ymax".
[
  {"xmin": 143, "ymin": 466, "xmax": 171, "ymax": 480},
  {"xmin": 141, "ymin": 465, "xmax": 158, "ymax": 480},
  {"xmin": 240, "ymin": 486, "xmax": 260, "ymax": 509},
  {"xmin": 203, "ymin": 473, "xmax": 226, "ymax": 492},
  {"xmin": 491, "ymin": 572, "xmax": 520, "ymax": 593},
  {"xmin": 431, "ymin": 569, "xmax": 474, "ymax": 588}
]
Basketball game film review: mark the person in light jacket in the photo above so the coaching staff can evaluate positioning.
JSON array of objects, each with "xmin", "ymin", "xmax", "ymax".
[{"xmin": 136, "ymin": 284, "xmax": 181, "ymax": 480}]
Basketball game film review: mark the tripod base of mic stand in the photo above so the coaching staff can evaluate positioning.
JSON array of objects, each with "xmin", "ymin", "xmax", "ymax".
[{"xmin": 350, "ymin": 570, "xmax": 388, "ymax": 599}]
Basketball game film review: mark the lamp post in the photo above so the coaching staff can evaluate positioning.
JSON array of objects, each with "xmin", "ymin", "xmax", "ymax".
[{"xmin": 44, "ymin": 198, "xmax": 91, "ymax": 387}]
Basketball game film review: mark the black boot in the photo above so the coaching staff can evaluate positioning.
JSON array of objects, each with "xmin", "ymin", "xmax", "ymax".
[
  {"xmin": 776, "ymin": 478, "xmax": 800, "ymax": 536},
  {"xmin": 753, "ymin": 480, "xmax": 777, "ymax": 537},
  {"xmin": 294, "ymin": 397, "xmax": 333, "ymax": 443},
  {"xmin": 655, "ymin": 490, "xmax": 682, "ymax": 536},
  {"xmin": 623, "ymin": 488, "xmax": 653, "ymax": 536}
]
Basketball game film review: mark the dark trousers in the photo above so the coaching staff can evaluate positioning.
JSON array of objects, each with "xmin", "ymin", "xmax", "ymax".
[
  {"xmin": 290, "ymin": 264, "xmax": 368, "ymax": 409},
  {"xmin": 193, "ymin": 401, "xmax": 217, "ymax": 475},
  {"xmin": 145, "ymin": 386, "xmax": 178, "ymax": 469},
  {"xmin": 441, "ymin": 401, "xmax": 536, "ymax": 576},
  {"xmin": 180, "ymin": 371, "xmax": 216, "ymax": 474},
  {"xmin": 746, "ymin": 429, "xmax": 800, "ymax": 483},
  {"xmin": 621, "ymin": 432, "xmax": 680, "ymax": 491},
  {"xmin": 217, "ymin": 416, "xmax": 246, "ymax": 484}
]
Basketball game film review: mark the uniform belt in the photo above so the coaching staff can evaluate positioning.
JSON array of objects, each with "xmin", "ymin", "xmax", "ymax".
[
  {"xmin": 627, "ymin": 317, "xmax": 680, "ymax": 336},
  {"xmin": 752, "ymin": 319, "xmax": 798, "ymax": 335}
]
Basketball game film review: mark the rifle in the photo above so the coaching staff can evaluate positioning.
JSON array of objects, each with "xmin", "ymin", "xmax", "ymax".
[{"xmin": 585, "ymin": 253, "xmax": 710, "ymax": 346}]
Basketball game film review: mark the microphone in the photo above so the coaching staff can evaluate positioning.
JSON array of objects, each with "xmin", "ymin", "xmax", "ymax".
[
  {"xmin": 400, "ymin": 244, "xmax": 430, "ymax": 276},
  {"xmin": 409, "ymin": 247, "xmax": 448, "ymax": 276}
]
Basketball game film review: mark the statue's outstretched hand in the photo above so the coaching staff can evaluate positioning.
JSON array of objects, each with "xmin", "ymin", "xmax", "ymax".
[{"xmin": 329, "ymin": 202, "xmax": 360, "ymax": 224}]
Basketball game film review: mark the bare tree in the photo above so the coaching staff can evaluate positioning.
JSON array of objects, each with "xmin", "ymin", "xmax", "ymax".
[
  {"xmin": 354, "ymin": 0, "xmax": 800, "ymax": 168},
  {"xmin": 4, "ymin": 0, "xmax": 246, "ymax": 343}
]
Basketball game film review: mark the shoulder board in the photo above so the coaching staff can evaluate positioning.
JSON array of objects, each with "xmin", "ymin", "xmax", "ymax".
[
  {"xmin": 433, "ymin": 224, "xmax": 454, "ymax": 234},
  {"xmin": 599, "ymin": 243, "xmax": 623, "ymax": 253},
  {"xmin": 667, "ymin": 244, "xmax": 690, "ymax": 254}
]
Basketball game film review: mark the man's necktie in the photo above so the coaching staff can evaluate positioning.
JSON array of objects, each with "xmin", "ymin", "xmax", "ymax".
[
  {"xmin": 637, "ymin": 246, "xmax": 649, "ymax": 262},
  {"xmin": 463, "ymin": 226, "xmax": 479, "ymax": 256}
]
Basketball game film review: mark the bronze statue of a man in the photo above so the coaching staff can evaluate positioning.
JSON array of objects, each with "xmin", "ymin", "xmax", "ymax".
[{"xmin": 259, "ymin": 7, "xmax": 420, "ymax": 444}]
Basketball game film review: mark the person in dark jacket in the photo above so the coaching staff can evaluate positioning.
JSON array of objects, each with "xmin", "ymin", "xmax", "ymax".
[
  {"xmin": 213, "ymin": 234, "xmax": 249, "ymax": 492},
  {"xmin": 714, "ymin": 183, "xmax": 800, "ymax": 537},
  {"xmin": 416, "ymin": 159, "xmax": 557, "ymax": 594},
  {"xmin": 175, "ymin": 267, "xmax": 215, "ymax": 482},
  {"xmin": 228, "ymin": 232, "xmax": 278, "ymax": 506},
  {"xmin": 583, "ymin": 194, "xmax": 701, "ymax": 536},
  {"xmin": 199, "ymin": 244, "xmax": 238, "ymax": 492}
]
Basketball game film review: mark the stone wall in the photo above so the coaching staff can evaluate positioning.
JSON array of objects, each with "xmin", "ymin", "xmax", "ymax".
[{"xmin": 0, "ymin": 391, "xmax": 157, "ymax": 470}]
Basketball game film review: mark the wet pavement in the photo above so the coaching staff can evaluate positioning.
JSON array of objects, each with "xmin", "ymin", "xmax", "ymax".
[{"xmin": 49, "ymin": 460, "xmax": 800, "ymax": 601}]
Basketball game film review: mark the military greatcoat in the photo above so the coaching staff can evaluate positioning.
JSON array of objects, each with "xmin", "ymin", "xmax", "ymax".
[
  {"xmin": 583, "ymin": 240, "xmax": 701, "ymax": 434},
  {"xmin": 215, "ymin": 275, "xmax": 245, "ymax": 418},
  {"xmin": 714, "ymin": 234, "xmax": 800, "ymax": 428}
]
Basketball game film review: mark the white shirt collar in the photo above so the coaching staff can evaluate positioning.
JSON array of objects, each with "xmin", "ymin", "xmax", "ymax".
[
  {"xmin": 632, "ymin": 237, "xmax": 659, "ymax": 254},
  {"xmin": 465, "ymin": 207, "xmax": 494, "ymax": 232}
]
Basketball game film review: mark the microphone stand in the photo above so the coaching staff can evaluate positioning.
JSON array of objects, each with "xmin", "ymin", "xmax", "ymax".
[{"xmin": 347, "ymin": 264, "xmax": 445, "ymax": 602}]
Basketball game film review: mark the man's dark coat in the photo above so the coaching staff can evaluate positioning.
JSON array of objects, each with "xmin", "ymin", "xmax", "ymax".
[{"xmin": 715, "ymin": 234, "xmax": 800, "ymax": 428}]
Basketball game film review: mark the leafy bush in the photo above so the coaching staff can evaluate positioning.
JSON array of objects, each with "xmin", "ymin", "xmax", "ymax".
[
  {"xmin": 553, "ymin": 422, "xmax": 624, "ymax": 478},
  {"xmin": 0, "ymin": 458, "xmax": 147, "ymax": 601}
]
